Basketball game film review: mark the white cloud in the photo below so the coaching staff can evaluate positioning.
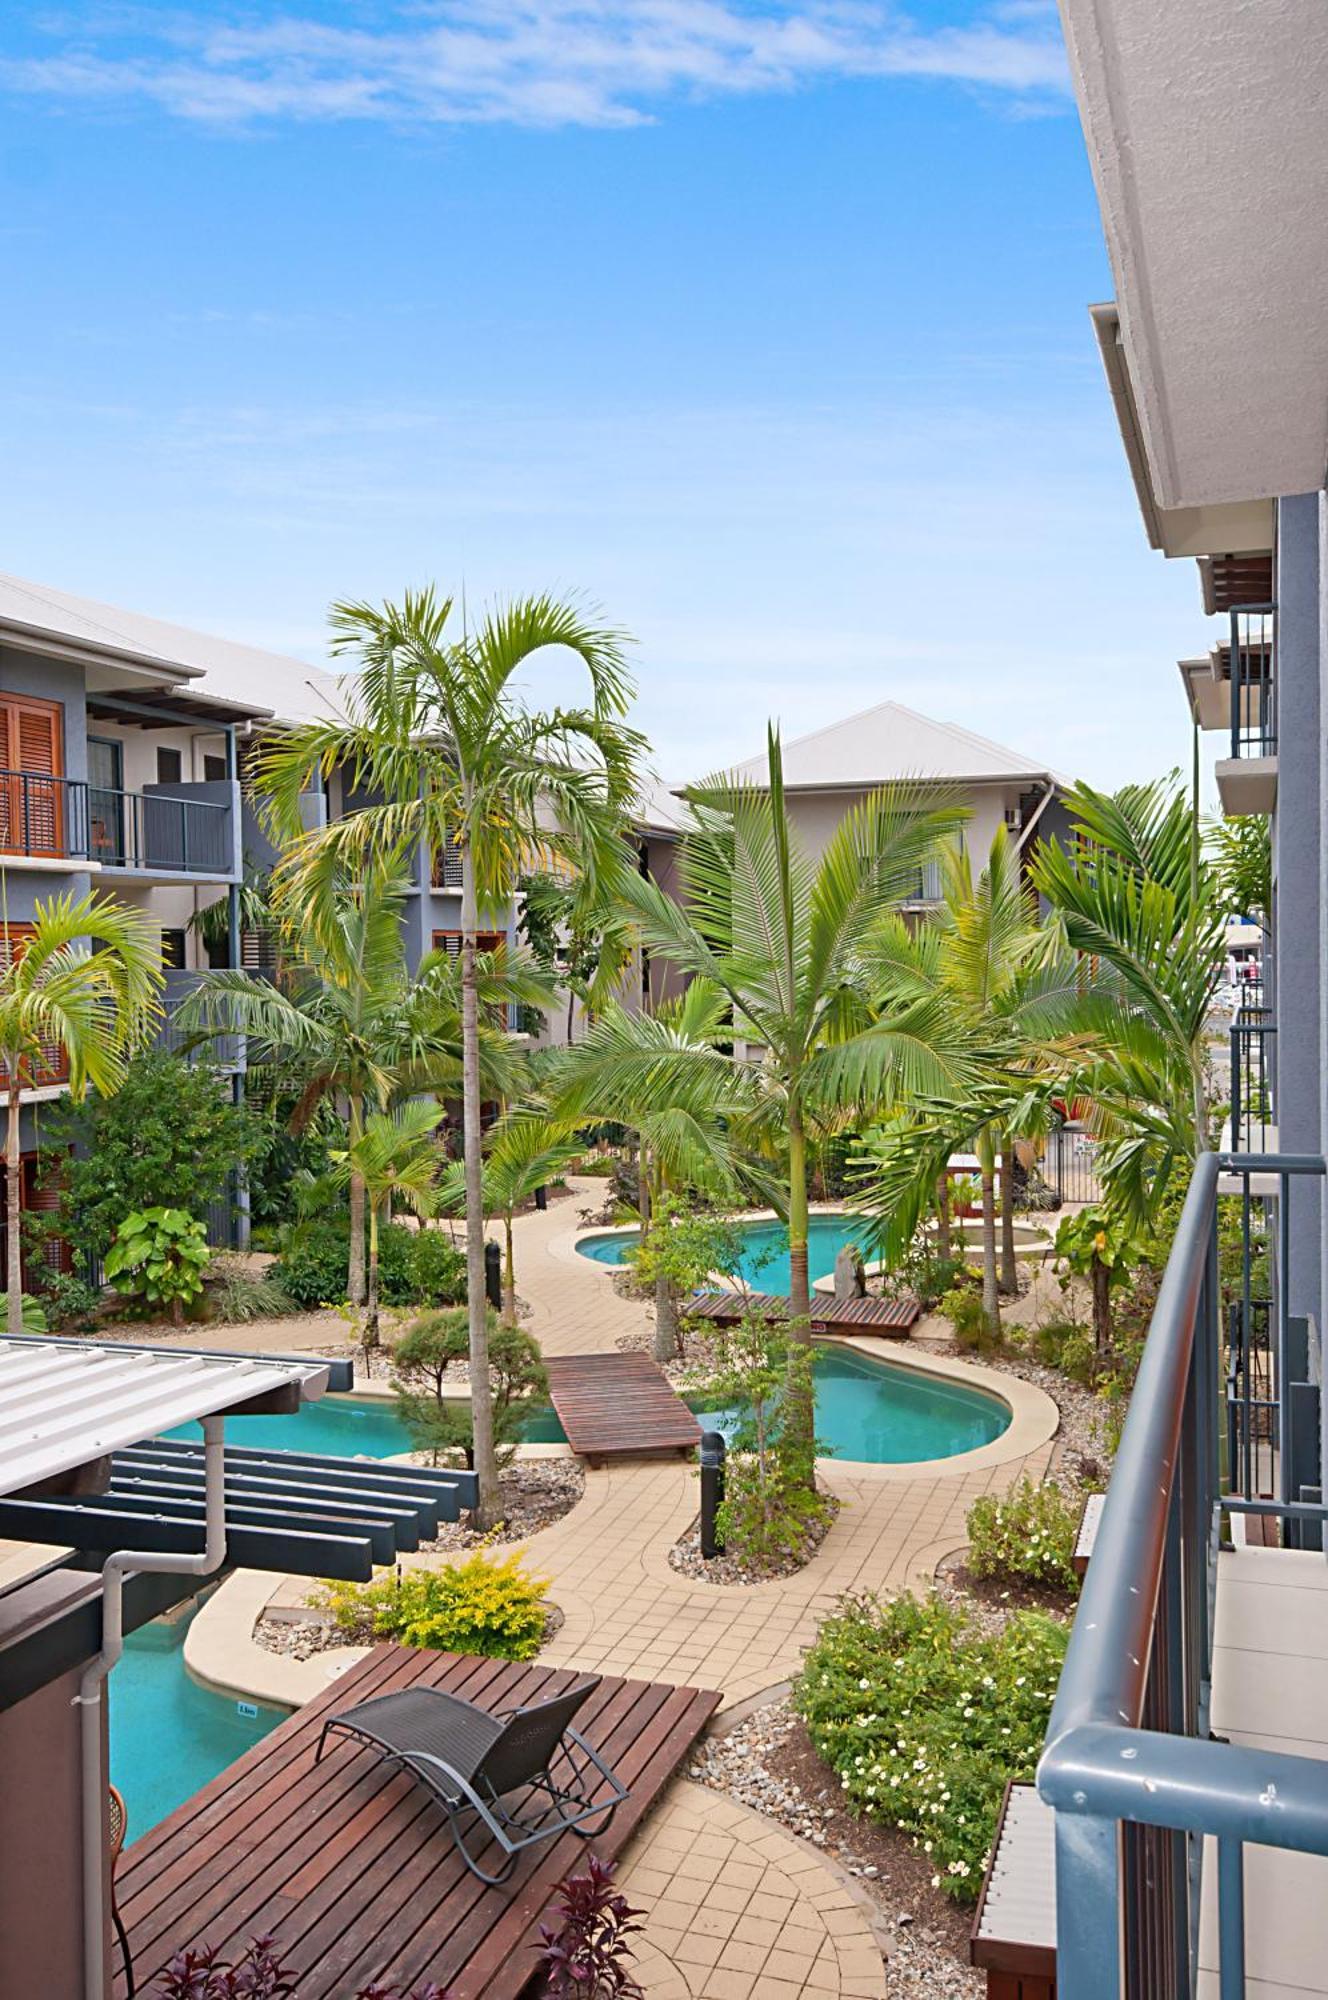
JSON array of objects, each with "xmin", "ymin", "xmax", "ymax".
[{"xmin": 1, "ymin": 2, "xmax": 1070, "ymax": 130}]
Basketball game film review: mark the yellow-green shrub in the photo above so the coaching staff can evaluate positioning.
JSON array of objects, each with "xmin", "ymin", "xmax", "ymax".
[{"xmin": 320, "ymin": 1548, "xmax": 550, "ymax": 1659}]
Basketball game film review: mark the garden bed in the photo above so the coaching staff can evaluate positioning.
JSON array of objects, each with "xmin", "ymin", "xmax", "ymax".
[{"xmin": 667, "ymin": 1493, "xmax": 839, "ymax": 1586}]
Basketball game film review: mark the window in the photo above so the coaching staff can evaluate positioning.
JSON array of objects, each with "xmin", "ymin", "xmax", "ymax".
[
  {"xmin": 432, "ymin": 930, "xmax": 507, "ymax": 956},
  {"xmin": 161, "ymin": 928, "xmax": 187, "ymax": 969},
  {"xmin": 203, "ymin": 753, "xmax": 228, "ymax": 783},
  {"xmin": 0, "ymin": 694, "xmax": 64, "ymax": 856},
  {"xmin": 156, "ymin": 747, "xmax": 183, "ymax": 785}
]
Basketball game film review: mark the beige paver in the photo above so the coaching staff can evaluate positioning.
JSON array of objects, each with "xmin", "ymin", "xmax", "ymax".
[{"xmin": 620, "ymin": 1780, "xmax": 886, "ymax": 1999}]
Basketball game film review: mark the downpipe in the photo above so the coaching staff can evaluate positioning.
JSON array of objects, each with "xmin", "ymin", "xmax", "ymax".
[{"xmin": 74, "ymin": 1414, "xmax": 228, "ymax": 2000}]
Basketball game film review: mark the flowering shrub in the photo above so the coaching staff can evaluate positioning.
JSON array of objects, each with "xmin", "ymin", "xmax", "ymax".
[
  {"xmin": 794, "ymin": 1592, "xmax": 1067, "ymax": 1901},
  {"xmin": 319, "ymin": 1549, "xmax": 550, "ymax": 1659},
  {"xmin": 152, "ymin": 1935, "xmax": 448, "ymax": 1997},
  {"xmin": 965, "ymin": 1478, "xmax": 1081, "ymax": 1595},
  {"xmin": 534, "ymin": 1854, "xmax": 644, "ymax": 1998}
]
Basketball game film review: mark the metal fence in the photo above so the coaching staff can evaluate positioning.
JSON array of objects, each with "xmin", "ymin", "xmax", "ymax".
[
  {"xmin": 1230, "ymin": 1000, "xmax": 1276, "ymax": 1151},
  {"xmin": 1044, "ymin": 1124, "xmax": 1102, "ymax": 1205},
  {"xmin": 1038, "ymin": 1150, "xmax": 1327, "ymax": 1998}
]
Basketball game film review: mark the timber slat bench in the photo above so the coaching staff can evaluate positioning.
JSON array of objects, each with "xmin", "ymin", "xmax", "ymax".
[
  {"xmin": 970, "ymin": 1780, "xmax": 1057, "ymax": 1998},
  {"xmin": 685, "ymin": 1290, "xmax": 922, "ymax": 1337}
]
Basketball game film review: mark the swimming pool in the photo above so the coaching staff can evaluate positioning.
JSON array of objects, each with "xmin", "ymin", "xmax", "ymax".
[
  {"xmin": 110, "ymin": 1605, "xmax": 286, "ymax": 1840},
  {"xmin": 173, "ymin": 1353, "xmax": 1007, "ymax": 1469},
  {"xmin": 576, "ymin": 1212, "xmax": 873, "ymax": 1292}
]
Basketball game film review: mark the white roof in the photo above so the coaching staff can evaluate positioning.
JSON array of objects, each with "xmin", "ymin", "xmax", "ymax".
[
  {"xmin": 721, "ymin": 700, "xmax": 1062, "ymax": 791},
  {"xmin": 0, "ymin": 1338, "xmax": 329, "ymax": 1496},
  {"xmin": 635, "ymin": 773, "xmax": 688, "ymax": 835},
  {"xmin": 0, "ymin": 571, "xmax": 349, "ymax": 728}
]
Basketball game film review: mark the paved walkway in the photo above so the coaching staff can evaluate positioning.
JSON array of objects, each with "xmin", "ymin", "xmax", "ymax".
[{"xmin": 183, "ymin": 1180, "xmax": 1064, "ymax": 2000}]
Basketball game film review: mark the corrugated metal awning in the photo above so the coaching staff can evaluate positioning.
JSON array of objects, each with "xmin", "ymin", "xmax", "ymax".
[{"xmin": 0, "ymin": 1337, "xmax": 331, "ymax": 1497}]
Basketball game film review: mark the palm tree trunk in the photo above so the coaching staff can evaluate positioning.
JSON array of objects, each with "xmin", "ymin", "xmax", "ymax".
[
  {"xmin": 461, "ymin": 830, "xmax": 499, "ymax": 1528},
  {"xmin": 1091, "ymin": 1251, "xmax": 1113, "ymax": 1358},
  {"xmin": 6, "ymin": 1076, "xmax": 22, "ymax": 1334},
  {"xmin": 999, "ymin": 1136, "xmax": 1019, "ymax": 1296},
  {"xmin": 502, "ymin": 1213, "xmax": 517, "ymax": 1328},
  {"xmin": 977, "ymin": 1130, "xmax": 1000, "ymax": 1337},
  {"xmin": 653, "ymin": 1272, "xmax": 680, "ymax": 1362},
  {"xmin": 936, "ymin": 1172, "xmax": 951, "ymax": 1259},
  {"xmin": 363, "ymin": 1201, "xmax": 380, "ymax": 1357},
  {"xmin": 785, "ymin": 1099, "xmax": 816, "ymax": 1478},
  {"xmin": 637, "ymin": 1144, "xmax": 651, "ymax": 1241},
  {"xmin": 348, "ymin": 1090, "xmax": 366, "ymax": 1307}
]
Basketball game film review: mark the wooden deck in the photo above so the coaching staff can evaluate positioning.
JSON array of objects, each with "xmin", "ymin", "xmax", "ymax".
[
  {"xmin": 114, "ymin": 1644, "xmax": 719, "ymax": 2000},
  {"xmin": 685, "ymin": 1289, "xmax": 922, "ymax": 1336},
  {"xmin": 543, "ymin": 1351, "xmax": 703, "ymax": 1465}
]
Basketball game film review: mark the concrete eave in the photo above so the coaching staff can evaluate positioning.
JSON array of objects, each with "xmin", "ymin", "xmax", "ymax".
[{"xmin": 1216, "ymin": 756, "xmax": 1278, "ymax": 817}]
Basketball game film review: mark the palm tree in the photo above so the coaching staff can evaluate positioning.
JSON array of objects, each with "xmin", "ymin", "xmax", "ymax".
[
  {"xmin": 551, "ymin": 978, "xmax": 768, "ymax": 1359},
  {"xmin": 438, "ymin": 1111, "xmax": 583, "ymax": 1326},
  {"xmin": 615, "ymin": 728, "xmax": 971, "ymax": 1463},
  {"xmin": 178, "ymin": 862, "xmax": 542, "ymax": 1306},
  {"xmin": 0, "ymin": 891, "xmax": 162, "ymax": 1331},
  {"xmin": 330, "ymin": 1098, "xmax": 441, "ymax": 1352},
  {"xmin": 1030, "ymin": 777, "xmax": 1229, "ymax": 1220},
  {"xmin": 253, "ymin": 588, "xmax": 644, "ymax": 1528},
  {"xmin": 859, "ymin": 827, "xmax": 1069, "ymax": 1333}
]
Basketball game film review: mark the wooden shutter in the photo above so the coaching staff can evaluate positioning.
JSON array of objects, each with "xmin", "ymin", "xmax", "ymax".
[
  {"xmin": 0, "ymin": 924, "xmax": 69, "ymax": 1087},
  {"xmin": 0, "ymin": 697, "xmax": 64, "ymax": 856}
]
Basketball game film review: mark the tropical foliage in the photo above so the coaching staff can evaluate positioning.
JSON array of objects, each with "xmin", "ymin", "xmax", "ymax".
[
  {"xmin": 319, "ymin": 1548, "xmax": 550, "ymax": 1659},
  {"xmin": 104, "ymin": 1207, "xmax": 211, "ymax": 1322}
]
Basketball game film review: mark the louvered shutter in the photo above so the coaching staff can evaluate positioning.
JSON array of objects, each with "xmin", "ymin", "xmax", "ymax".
[
  {"xmin": 0, "ymin": 699, "xmax": 64, "ymax": 856},
  {"xmin": 0, "ymin": 925, "xmax": 69, "ymax": 1087}
]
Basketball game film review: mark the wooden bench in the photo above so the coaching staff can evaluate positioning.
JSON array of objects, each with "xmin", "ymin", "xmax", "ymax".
[{"xmin": 970, "ymin": 1780, "xmax": 1057, "ymax": 1998}]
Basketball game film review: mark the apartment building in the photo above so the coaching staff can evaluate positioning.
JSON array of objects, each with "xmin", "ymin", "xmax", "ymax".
[{"xmin": 1030, "ymin": 3, "xmax": 1328, "ymax": 1994}]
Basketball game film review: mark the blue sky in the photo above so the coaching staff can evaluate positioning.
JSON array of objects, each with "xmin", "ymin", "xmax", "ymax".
[{"xmin": 0, "ymin": 2, "xmax": 1217, "ymax": 792}]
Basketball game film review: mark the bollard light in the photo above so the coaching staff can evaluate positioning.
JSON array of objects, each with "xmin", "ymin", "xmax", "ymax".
[{"xmin": 699, "ymin": 1429, "xmax": 727, "ymax": 1559}]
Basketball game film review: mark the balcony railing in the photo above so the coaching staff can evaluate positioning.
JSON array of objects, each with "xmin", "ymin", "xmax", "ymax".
[
  {"xmin": 0, "ymin": 771, "xmax": 235, "ymax": 877},
  {"xmin": 1037, "ymin": 1148, "xmax": 1328, "ymax": 1998},
  {"xmin": 1230, "ymin": 993, "xmax": 1275, "ymax": 1151},
  {"xmin": 1229, "ymin": 606, "xmax": 1276, "ymax": 760}
]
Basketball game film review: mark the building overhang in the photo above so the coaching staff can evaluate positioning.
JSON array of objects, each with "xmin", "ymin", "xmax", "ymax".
[{"xmin": 1065, "ymin": 1, "xmax": 1328, "ymax": 508}]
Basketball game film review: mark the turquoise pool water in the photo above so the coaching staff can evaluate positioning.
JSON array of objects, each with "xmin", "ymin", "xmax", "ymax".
[
  {"xmin": 576, "ymin": 1213, "xmax": 873, "ymax": 1292},
  {"xmin": 174, "ymin": 1356, "xmax": 1006, "ymax": 1469},
  {"xmin": 694, "ymin": 1345, "xmax": 1007, "ymax": 1463},
  {"xmin": 110, "ymin": 1607, "xmax": 286, "ymax": 1841}
]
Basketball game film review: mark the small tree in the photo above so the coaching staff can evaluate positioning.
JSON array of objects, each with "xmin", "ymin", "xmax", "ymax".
[
  {"xmin": 1055, "ymin": 1204, "xmax": 1138, "ymax": 1359},
  {"xmin": 631, "ymin": 1199, "xmax": 744, "ymax": 1362},
  {"xmin": 45, "ymin": 1048, "xmax": 259, "ymax": 1272},
  {"xmin": 329, "ymin": 1100, "xmax": 440, "ymax": 1353},
  {"xmin": 392, "ymin": 1306, "xmax": 548, "ymax": 1470},
  {"xmin": 688, "ymin": 1305, "xmax": 830, "ymax": 1572},
  {"xmin": 104, "ymin": 1207, "xmax": 212, "ymax": 1325}
]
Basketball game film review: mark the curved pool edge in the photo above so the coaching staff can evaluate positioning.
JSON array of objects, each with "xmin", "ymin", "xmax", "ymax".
[
  {"xmin": 810, "ymin": 1337, "xmax": 1059, "ymax": 1481},
  {"xmin": 549, "ymin": 1203, "xmax": 855, "ymax": 1276},
  {"xmin": 184, "ymin": 1568, "xmax": 370, "ymax": 1711}
]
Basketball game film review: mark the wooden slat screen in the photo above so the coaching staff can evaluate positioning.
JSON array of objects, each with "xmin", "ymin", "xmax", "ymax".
[
  {"xmin": 0, "ymin": 695, "xmax": 65, "ymax": 856},
  {"xmin": 0, "ymin": 924, "xmax": 69, "ymax": 1087}
]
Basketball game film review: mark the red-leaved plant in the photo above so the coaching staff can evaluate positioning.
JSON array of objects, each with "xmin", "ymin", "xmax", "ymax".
[
  {"xmin": 152, "ymin": 1936, "xmax": 448, "ymax": 2000},
  {"xmin": 533, "ymin": 1855, "xmax": 645, "ymax": 1999}
]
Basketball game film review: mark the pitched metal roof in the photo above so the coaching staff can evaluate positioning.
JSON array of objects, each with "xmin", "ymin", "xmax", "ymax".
[
  {"xmin": 720, "ymin": 700, "xmax": 1065, "ymax": 791},
  {"xmin": 0, "ymin": 1337, "xmax": 331, "ymax": 1497}
]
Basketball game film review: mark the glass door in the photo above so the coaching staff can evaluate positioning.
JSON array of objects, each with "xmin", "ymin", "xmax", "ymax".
[{"xmin": 87, "ymin": 736, "xmax": 126, "ymax": 865}]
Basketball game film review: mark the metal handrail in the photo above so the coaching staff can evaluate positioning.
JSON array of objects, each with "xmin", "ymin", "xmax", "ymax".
[
  {"xmin": 1229, "ymin": 1002, "xmax": 1275, "ymax": 1151},
  {"xmin": 0, "ymin": 768, "xmax": 232, "ymax": 875},
  {"xmin": 1037, "ymin": 1148, "xmax": 1327, "ymax": 1997}
]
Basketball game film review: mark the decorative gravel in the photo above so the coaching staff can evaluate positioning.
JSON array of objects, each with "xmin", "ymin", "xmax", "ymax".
[
  {"xmin": 416, "ymin": 1457, "xmax": 585, "ymax": 1551},
  {"xmin": 690, "ymin": 1699, "xmax": 981, "ymax": 1998},
  {"xmin": 667, "ymin": 1493, "xmax": 840, "ymax": 1586},
  {"xmin": 928, "ymin": 1336, "xmax": 1116, "ymax": 1491}
]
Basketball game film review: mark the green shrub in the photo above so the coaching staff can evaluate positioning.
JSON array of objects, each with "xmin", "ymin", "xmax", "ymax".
[
  {"xmin": 36, "ymin": 1269, "xmax": 102, "ymax": 1330},
  {"xmin": 319, "ymin": 1549, "xmax": 550, "ymax": 1659},
  {"xmin": 794, "ymin": 1593, "xmax": 1067, "ymax": 1901},
  {"xmin": 965, "ymin": 1478, "xmax": 1080, "ymax": 1594},
  {"xmin": 1029, "ymin": 1317, "xmax": 1098, "ymax": 1385},
  {"xmin": 272, "ymin": 1215, "xmax": 466, "ymax": 1310},
  {"xmin": 104, "ymin": 1208, "xmax": 211, "ymax": 1322},
  {"xmin": 206, "ymin": 1257, "xmax": 295, "ymax": 1325},
  {"xmin": 937, "ymin": 1286, "xmax": 993, "ymax": 1352},
  {"xmin": 42, "ymin": 1049, "xmax": 260, "ymax": 1267},
  {"xmin": 571, "ymin": 1153, "xmax": 617, "ymax": 1178},
  {"xmin": 690, "ymin": 1312, "xmax": 827, "ymax": 1570}
]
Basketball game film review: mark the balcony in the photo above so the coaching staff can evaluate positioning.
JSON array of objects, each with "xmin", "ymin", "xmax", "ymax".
[
  {"xmin": 1216, "ymin": 607, "xmax": 1277, "ymax": 815},
  {"xmin": 0, "ymin": 771, "xmax": 238, "ymax": 882},
  {"xmin": 1037, "ymin": 1148, "xmax": 1328, "ymax": 1997},
  {"xmin": 1222, "ymin": 990, "xmax": 1277, "ymax": 1189}
]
